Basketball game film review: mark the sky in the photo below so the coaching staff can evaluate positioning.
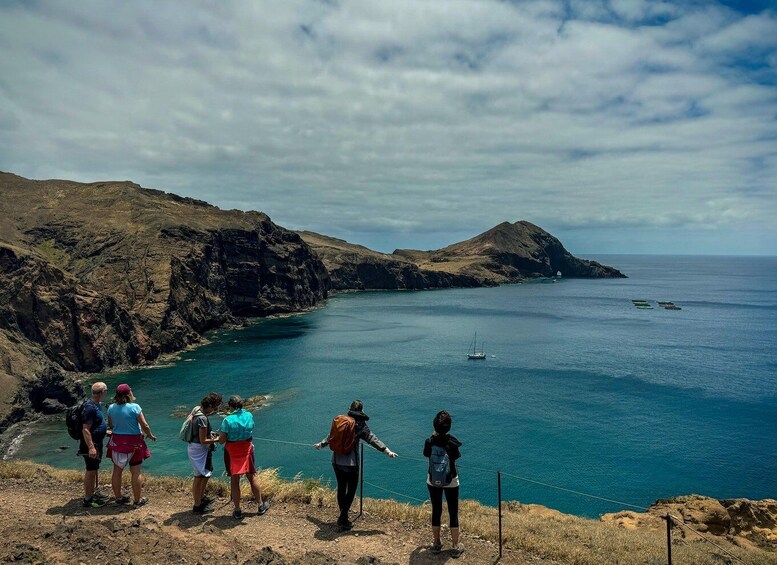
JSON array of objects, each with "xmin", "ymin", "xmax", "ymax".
[{"xmin": 1, "ymin": 1, "xmax": 776, "ymax": 255}]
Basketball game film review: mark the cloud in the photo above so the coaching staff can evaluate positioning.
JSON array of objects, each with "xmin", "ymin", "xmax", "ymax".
[{"xmin": 0, "ymin": 0, "xmax": 775, "ymax": 254}]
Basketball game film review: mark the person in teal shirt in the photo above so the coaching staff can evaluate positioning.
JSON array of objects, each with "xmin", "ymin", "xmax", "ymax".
[{"xmin": 218, "ymin": 396, "xmax": 269, "ymax": 519}]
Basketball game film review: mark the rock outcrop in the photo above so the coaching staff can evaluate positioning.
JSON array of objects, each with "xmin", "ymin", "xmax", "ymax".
[
  {"xmin": 601, "ymin": 494, "xmax": 777, "ymax": 549},
  {"xmin": 0, "ymin": 172, "xmax": 329, "ymax": 431}
]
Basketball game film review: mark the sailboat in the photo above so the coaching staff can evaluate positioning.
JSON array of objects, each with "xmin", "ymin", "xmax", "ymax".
[{"xmin": 467, "ymin": 332, "xmax": 486, "ymax": 360}]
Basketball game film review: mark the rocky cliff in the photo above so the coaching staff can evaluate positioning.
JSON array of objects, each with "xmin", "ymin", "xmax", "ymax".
[
  {"xmin": 395, "ymin": 221, "xmax": 625, "ymax": 283},
  {"xmin": 298, "ymin": 231, "xmax": 493, "ymax": 290},
  {"xmin": 0, "ymin": 173, "xmax": 625, "ymax": 433},
  {"xmin": 300, "ymin": 221, "xmax": 624, "ymax": 290},
  {"xmin": 0, "ymin": 172, "xmax": 329, "ymax": 432}
]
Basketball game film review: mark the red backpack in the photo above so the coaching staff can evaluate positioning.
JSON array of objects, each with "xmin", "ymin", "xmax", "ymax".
[{"xmin": 328, "ymin": 415, "xmax": 356, "ymax": 455}]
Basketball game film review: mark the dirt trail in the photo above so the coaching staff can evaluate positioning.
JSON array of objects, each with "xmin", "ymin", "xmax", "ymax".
[{"xmin": 0, "ymin": 469, "xmax": 541, "ymax": 564}]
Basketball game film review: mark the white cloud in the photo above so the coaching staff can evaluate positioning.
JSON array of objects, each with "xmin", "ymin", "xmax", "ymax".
[{"xmin": 0, "ymin": 0, "xmax": 775, "ymax": 254}]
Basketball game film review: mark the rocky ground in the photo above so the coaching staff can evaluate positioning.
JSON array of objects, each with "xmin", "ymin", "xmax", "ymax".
[{"xmin": 0, "ymin": 466, "xmax": 545, "ymax": 565}]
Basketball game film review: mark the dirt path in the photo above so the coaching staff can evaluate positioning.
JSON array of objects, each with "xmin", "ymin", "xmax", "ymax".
[{"xmin": 0, "ymin": 469, "xmax": 541, "ymax": 564}]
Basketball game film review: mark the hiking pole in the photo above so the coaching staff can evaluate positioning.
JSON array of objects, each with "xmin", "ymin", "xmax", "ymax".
[
  {"xmin": 664, "ymin": 513, "xmax": 673, "ymax": 565},
  {"xmin": 498, "ymin": 471, "xmax": 503, "ymax": 560},
  {"xmin": 358, "ymin": 443, "xmax": 364, "ymax": 518}
]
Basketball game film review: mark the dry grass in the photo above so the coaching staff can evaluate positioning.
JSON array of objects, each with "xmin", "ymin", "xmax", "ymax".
[{"xmin": 2, "ymin": 460, "xmax": 774, "ymax": 565}]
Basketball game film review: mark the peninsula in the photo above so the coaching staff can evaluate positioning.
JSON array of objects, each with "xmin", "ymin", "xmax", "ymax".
[{"xmin": 0, "ymin": 172, "xmax": 623, "ymax": 437}]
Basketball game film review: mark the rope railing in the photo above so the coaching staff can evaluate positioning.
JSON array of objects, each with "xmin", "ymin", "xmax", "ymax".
[
  {"xmin": 668, "ymin": 514, "xmax": 750, "ymax": 565},
  {"xmin": 248, "ymin": 435, "xmax": 753, "ymax": 564}
]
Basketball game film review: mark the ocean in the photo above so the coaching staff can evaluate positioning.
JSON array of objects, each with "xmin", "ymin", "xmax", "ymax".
[{"xmin": 11, "ymin": 255, "xmax": 777, "ymax": 518}]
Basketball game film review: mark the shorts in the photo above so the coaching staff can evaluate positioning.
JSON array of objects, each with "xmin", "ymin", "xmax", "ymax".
[
  {"xmin": 188, "ymin": 442, "xmax": 213, "ymax": 478},
  {"xmin": 80, "ymin": 445, "xmax": 103, "ymax": 471},
  {"xmin": 224, "ymin": 440, "xmax": 256, "ymax": 476},
  {"xmin": 110, "ymin": 449, "xmax": 144, "ymax": 469}
]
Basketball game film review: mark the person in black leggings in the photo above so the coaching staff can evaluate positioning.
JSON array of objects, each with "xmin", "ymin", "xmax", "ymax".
[
  {"xmin": 424, "ymin": 410, "xmax": 463, "ymax": 557},
  {"xmin": 315, "ymin": 400, "xmax": 397, "ymax": 530}
]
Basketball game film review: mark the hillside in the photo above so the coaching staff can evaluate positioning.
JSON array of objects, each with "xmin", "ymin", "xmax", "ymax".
[
  {"xmin": 0, "ymin": 172, "xmax": 329, "ymax": 434},
  {"xmin": 0, "ymin": 461, "xmax": 774, "ymax": 564},
  {"xmin": 300, "ymin": 223, "xmax": 623, "ymax": 290},
  {"xmin": 395, "ymin": 221, "xmax": 624, "ymax": 283},
  {"xmin": 298, "ymin": 231, "xmax": 491, "ymax": 290}
]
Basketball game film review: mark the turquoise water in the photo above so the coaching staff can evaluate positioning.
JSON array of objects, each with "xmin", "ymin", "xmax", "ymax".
[{"xmin": 13, "ymin": 256, "xmax": 777, "ymax": 517}]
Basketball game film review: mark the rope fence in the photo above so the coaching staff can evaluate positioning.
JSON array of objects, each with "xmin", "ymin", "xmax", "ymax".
[{"xmin": 248, "ymin": 435, "xmax": 753, "ymax": 564}]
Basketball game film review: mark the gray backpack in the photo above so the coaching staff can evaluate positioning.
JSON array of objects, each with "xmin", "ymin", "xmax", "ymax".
[
  {"xmin": 429, "ymin": 444, "xmax": 451, "ymax": 486},
  {"xmin": 178, "ymin": 407, "xmax": 203, "ymax": 442}
]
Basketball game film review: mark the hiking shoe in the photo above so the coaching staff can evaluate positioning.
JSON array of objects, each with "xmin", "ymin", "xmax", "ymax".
[
  {"xmin": 201, "ymin": 496, "xmax": 214, "ymax": 506},
  {"xmin": 451, "ymin": 544, "xmax": 465, "ymax": 558},
  {"xmin": 232, "ymin": 508, "xmax": 244, "ymax": 520},
  {"xmin": 337, "ymin": 518, "xmax": 353, "ymax": 531},
  {"xmin": 192, "ymin": 502, "xmax": 210, "ymax": 514},
  {"xmin": 257, "ymin": 501, "xmax": 270, "ymax": 516},
  {"xmin": 115, "ymin": 495, "xmax": 131, "ymax": 505},
  {"xmin": 83, "ymin": 497, "xmax": 107, "ymax": 508},
  {"xmin": 132, "ymin": 497, "xmax": 148, "ymax": 508},
  {"xmin": 431, "ymin": 542, "xmax": 442, "ymax": 554},
  {"xmin": 93, "ymin": 492, "xmax": 110, "ymax": 502}
]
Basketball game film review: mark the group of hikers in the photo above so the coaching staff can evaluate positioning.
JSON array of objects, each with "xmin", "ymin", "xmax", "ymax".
[{"xmin": 75, "ymin": 383, "xmax": 465, "ymax": 557}]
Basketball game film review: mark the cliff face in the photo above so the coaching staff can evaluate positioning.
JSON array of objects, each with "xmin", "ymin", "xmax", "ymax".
[
  {"xmin": 0, "ymin": 173, "xmax": 330, "ymax": 430},
  {"xmin": 298, "ymin": 231, "xmax": 492, "ymax": 290},
  {"xmin": 301, "ymin": 221, "xmax": 624, "ymax": 290}
]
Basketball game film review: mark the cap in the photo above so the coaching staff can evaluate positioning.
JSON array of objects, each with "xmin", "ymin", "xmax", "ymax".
[{"xmin": 116, "ymin": 383, "xmax": 132, "ymax": 395}]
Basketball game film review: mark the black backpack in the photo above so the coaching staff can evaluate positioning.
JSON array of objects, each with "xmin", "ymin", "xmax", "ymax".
[{"xmin": 65, "ymin": 399, "xmax": 87, "ymax": 440}]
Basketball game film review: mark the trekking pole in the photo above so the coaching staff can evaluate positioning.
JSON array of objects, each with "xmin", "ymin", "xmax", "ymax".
[
  {"xmin": 358, "ymin": 443, "xmax": 364, "ymax": 518},
  {"xmin": 498, "ymin": 471, "xmax": 503, "ymax": 560},
  {"xmin": 664, "ymin": 513, "xmax": 673, "ymax": 565}
]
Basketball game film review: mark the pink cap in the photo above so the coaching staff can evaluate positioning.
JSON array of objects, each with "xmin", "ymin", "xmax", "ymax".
[{"xmin": 116, "ymin": 383, "xmax": 132, "ymax": 394}]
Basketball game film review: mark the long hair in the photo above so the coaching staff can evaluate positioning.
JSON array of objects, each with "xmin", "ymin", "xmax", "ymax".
[{"xmin": 113, "ymin": 391, "xmax": 135, "ymax": 405}]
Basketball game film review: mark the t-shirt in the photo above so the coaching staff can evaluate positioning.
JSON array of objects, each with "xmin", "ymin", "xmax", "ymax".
[
  {"xmin": 220, "ymin": 409, "xmax": 253, "ymax": 442},
  {"xmin": 107, "ymin": 402, "xmax": 142, "ymax": 435},
  {"xmin": 189, "ymin": 413, "xmax": 211, "ymax": 444},
  {"xmin": 82, "ymin": 400, "xmax": 107, "ymax": 446}
]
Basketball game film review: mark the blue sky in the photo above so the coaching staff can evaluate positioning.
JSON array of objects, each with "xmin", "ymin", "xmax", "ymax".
[{"xmin": 1, "ymin": 0, "xmax": 776, "ymax": 255}]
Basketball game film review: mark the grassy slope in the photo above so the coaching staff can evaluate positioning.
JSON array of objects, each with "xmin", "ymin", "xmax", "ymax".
[{"xmin": 1, "ymin": 460, "xmax": 772, "ymax": 565}]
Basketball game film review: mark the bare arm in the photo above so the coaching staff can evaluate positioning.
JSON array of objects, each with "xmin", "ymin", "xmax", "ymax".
[
  {"xmin": 137, "ymin": 412, "xmax": 156, "ymax": 442},
  {"xmin": 198, "ymin": 425, "xmax": 217, "ymax": 445},
  {"xmin": 81, "ymin": 424, "xmax": 96, "ymax": 458},
  {"xmin": 218, "ymin": 431, "xmax": 228, "ymax": 445}
]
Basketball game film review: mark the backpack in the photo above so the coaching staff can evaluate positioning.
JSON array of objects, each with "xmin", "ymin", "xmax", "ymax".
[
  {"xmin": 429, "ymin": 444, "xmax": 451, "ymax": 487},
  {"xmin": 65, "ymin": 399, "xmax": 87, "ymax": 440},
  {"xmin": 328, "ymin": 415, "xmax": 356, "ymax": 455},
  {"xmin": 179, "ymin": 406, "xmax": 203, "ymax": 442}
]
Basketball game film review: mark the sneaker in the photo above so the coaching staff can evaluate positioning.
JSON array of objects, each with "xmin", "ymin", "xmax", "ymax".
[
  {"xmin": 431, "ymin": 542, "xmax": 442, "ymax": 554},
  {"xmin": 232, "ymin": 508, "xmax": 244, "ymax": 520},
  {"xmin": 132, "ymin": 497, "xmax": 148, "ymax": 508},
  {"xmin": 451, "ymin": 544, "xmax": 465, "ymax": 558},
  {"xmin": 257, "ymin": 501, "xmax": 270, "ymax": 516},
  {"xmin": 93, "ymin": 492, "xmax": 110, "ymax": 502},
  {"xmin": 192, "ymin": 502, "xmax": 209, "ymax": 514},
  {"xmin": 83, "ymin": 497, "xmax": 107, "ymax": 508},
  {"xmin": 201, "ymin": 496, "xmax": 214, "ymax": 506},
  {"xmin": 115, "ymin": 495, "xmax": 131, "ymax": 505}
]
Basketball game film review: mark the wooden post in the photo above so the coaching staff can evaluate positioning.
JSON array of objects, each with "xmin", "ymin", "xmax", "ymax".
[
  {"xmin": 664, "ymin": 513, "xmax": 672, "ymax": 565},
  {"xmin": 358, "ymin": 443, "xmax": 364, "ymax": 518},
  {"xmin": 498, "ymin": 471, "xmax": 503, "ymax": 560}
]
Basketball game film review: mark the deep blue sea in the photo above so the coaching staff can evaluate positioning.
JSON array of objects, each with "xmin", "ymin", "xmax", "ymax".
[{"xmin": 12, "ymin": 255, "xmax": 777, "ymax": 518}]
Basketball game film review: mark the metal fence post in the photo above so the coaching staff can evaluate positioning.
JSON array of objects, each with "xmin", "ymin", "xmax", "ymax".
[
  {"xmin": 498, "ymin": 471, "xmax": 503, "ymax": 560},
  {"xmin": 358, "ymin": 443, "xmax": 364, "ymax": 518},
  {"xmin": 664, "ymin": 513, "xmax": 673, "ymax": 565}
]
